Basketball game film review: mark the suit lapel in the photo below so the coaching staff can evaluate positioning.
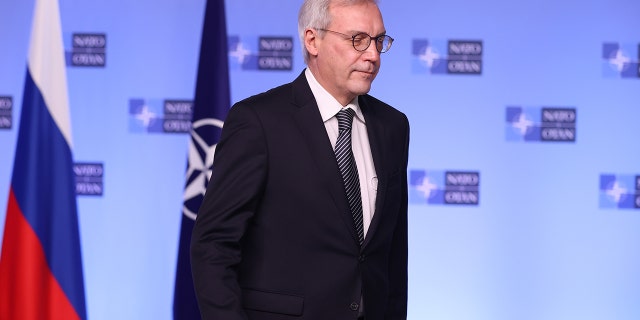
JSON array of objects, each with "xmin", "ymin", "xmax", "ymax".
[
  {"xmin": 290, "ymin": 73, "xmax": 360, "ymax": 245},
  {"xmin": 359, "ymin": 95, "xmax": 387, "ymax": 248}
]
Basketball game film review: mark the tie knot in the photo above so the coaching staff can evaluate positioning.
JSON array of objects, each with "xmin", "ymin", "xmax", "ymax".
[{"xmin": 336, "ymin": 108, "xmax": 356, "ymax": 132}]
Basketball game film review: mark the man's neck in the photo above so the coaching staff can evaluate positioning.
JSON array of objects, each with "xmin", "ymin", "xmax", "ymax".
[{"xmin": 306, "ymin": 65, "xmax": 355, "ymax": 106}]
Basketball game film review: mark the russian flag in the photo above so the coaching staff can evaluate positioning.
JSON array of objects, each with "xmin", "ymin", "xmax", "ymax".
[
  {"xmin": 173, "ymin": 0, "xmax": 231, "ymax": 318},
  {"xmin": 0, "ymin": 0, "xmax": 87, "ymax": 319}
]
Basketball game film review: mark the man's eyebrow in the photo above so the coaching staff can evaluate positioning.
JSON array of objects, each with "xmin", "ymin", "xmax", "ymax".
[
  {"xmin": 346, "ymin": 30, "xmax": 387, "ymax": 37},
  {"xmin": 376, "ymin": 30, "xmax": 388, "ymax": 37}
]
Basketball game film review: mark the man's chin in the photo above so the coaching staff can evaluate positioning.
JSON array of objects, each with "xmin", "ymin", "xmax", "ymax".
[{"xmin": 350, "ymin": 84, "xmax": 373, "ymax": 96}]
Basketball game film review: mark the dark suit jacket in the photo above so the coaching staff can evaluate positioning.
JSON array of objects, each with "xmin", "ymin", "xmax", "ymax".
[{"xmin": 191, "ymin": 71, "xmax": 409, "ymax": 320}]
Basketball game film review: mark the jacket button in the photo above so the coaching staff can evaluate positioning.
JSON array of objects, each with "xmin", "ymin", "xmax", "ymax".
[
  {"xmin": 350, "ymin": 302, "xmax": 359, "ymax": 311},
  {"xmin": 359, "ymin": 254, "xmax": 365, "ymax": 262}
]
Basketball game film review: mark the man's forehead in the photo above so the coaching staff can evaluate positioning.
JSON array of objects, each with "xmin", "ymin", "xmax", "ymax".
[
  {"xmin": 327, "ymin": 3, "xmax": 384, "ymax": 31},
  {"xmin": 328, "ymin": 3, "xmax": 381, "ymax": 21}
]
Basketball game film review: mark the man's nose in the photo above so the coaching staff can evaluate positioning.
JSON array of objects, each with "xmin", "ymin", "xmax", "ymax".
[{"xmin": 362, "ymin": 41, "xmax": 381, "ymax": 61}]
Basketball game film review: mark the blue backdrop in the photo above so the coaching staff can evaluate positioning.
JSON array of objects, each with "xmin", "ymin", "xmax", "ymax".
[{"xmin": 1, "ymin": 0, "xmax": 639, "ymax": 319}]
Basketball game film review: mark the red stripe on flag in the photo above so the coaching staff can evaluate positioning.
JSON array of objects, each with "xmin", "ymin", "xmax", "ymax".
[{"xmin": 0, "ymin": 189, "xmax": 81, "ymax": 320}]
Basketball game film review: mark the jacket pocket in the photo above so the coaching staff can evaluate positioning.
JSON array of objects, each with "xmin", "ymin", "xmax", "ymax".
[{"xmin": 242, "ymin": 288, "xmax": 304, "ymax": 316}]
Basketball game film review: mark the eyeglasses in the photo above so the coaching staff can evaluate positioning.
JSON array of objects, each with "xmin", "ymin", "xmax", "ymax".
[{"xmin": 316, "ymin": 28, "xmax": 394, "ymax": 53}]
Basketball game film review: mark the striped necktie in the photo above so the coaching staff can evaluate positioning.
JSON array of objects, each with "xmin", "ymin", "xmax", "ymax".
[{"xmin": 334, "ymin": 108, "xmax": 364, "ymax": 245}]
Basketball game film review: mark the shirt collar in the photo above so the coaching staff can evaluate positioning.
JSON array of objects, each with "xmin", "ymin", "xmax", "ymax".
[{"xmin": 305, "ymin": 68, "xmax": 365, "ymax": 124}]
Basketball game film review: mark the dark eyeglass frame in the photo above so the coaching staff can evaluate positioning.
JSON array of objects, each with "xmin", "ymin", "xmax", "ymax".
[{"xmin": 316, "ymin": 28, "xmax": 394, "ymax": 53}]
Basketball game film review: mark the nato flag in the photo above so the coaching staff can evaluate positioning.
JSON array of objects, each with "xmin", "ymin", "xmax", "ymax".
[{"xmin": 173, "ymin": 0, "xmax": 231, "ymax": 319}]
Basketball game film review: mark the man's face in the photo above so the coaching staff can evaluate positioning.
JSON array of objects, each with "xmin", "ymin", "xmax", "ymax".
[{"xmin": 312, "ymin": 2, "xmax": 385, "ymax": 105}]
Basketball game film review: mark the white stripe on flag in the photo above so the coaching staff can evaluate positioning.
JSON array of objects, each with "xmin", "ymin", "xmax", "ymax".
[{"xmin": 27, "ymin": 0, "xmax": 73, "ymax": 149}]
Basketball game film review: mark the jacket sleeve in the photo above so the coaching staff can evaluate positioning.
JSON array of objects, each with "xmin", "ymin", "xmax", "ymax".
[
  {"xmin": 190, "ymin": 102, "xmax": 267, "ymax": 319},
  {"xmin": 386, "ymin": 114, "xmax": 409, "ymax": 319}
]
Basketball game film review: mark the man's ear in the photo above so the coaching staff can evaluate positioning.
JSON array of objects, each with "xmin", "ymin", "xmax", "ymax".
[{"xmin": 304, "ymin": 28, "xmax": 319, "ymax": 57}]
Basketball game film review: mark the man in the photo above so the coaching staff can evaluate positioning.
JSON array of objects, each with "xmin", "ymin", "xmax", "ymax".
[{"xmin": 191, "ymin": 0, "xmax": 409, "ymax": 319}]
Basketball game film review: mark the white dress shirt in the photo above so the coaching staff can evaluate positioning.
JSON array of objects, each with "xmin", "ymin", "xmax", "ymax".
[{"xmin": 305, "ymin": 68, "xmax": 377, "ymax": 239}]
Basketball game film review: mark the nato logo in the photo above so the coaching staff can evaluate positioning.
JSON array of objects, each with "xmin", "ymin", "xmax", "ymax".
[
  {"xmin": 506, "ymin": 106, "xmax": 576, "ymax": 142},
  {"xmin": 182, "ymin": 117, "xmax": 224, "ymax": 221},
  {"xmin": 602, "ymin": 42, "xmax": 639, "ymax": 78},
  {"xmin": 74, "ymin": 163, "xmax": 104, "ymax": 196},
  {"xmin": 410, "ymin": 170, "xmax": 480, "ymax": 205},
  {"xmin": 65, "ymin": 33, "xmax": 106, "ymax": 67},
  {"xmin": 599, "ymin": 174, "xmax": 640, "ymax": 209},
  {"xmin": 129, "ymin": 98, "xmax": 193, "ymax": 134},
  {"xmin": 228, "ymin": 35, "xmax": 293, "ymax": 71},
  {"xmin": 0, "ymin": 96, "xmax": 11, "ymax": 129},
  {"xmin": 412, "ymin": 39, "xmax": 483, "ymax": 75}
]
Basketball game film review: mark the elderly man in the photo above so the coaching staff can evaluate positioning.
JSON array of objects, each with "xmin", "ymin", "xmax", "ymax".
[{"xmin": 191, "ymin": 0, "xmax": 409, "ymax": 319}]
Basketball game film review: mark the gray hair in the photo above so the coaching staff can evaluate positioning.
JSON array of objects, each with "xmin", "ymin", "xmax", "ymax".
[{"xmin": 298, "ymin": 0, "xmax": 379, "ymax": 64}]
